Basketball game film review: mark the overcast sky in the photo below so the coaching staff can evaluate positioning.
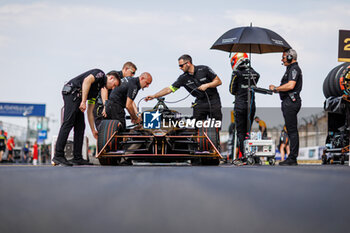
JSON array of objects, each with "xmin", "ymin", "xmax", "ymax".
[{"xmin": 0, "ymin": 0, "xmax": 349, "ymax": 140}]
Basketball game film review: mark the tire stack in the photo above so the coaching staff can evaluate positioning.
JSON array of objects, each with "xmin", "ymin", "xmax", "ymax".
[
  {"xmin": 323, "ymin": 62, "xmax": 350, "ymax": 98},
  {"xmin": 323, "ymin": 63, "xmax": 350, "ymax": 166}
]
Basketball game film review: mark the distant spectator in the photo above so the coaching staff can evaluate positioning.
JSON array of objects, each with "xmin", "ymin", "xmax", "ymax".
[
  {"xmin": 23, "ymin": 141, "xmax": 30, "ymax": 163},
  {"xmin": 279, "ymin": 126, "xmax": 290, "ymax": 161},
  {"xmin": 32, "ymin": 141, "xmax": 38, "ymax": 165},
  {"xmin": 0, "ymin": 130, "xmax": 7, "ymax": 163},
  {"xmin": 41, "ymin": 144, "xmax": 49, "ymax": 164},
  {"xmin": 6, "ymin": 136, "xmax": 15, "ymax": 162},
  {"xmin": 254, "ymin": 116, "xmax": 267, "ymax": 139}
]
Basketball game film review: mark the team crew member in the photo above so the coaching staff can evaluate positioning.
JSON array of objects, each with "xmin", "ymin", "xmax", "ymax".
[
  {"xmin": 106, "ymin": 72, "xmax": 153, "ymax": 128},
  {"xmin": 53, "ymin": 69, "xmax": 120, "ymax": 166},
  {"xmin": 279, "ymin": 125, "xmax": 290, "ymax": 161},
  {"xmin": 229, "ymin": 53, "xmax": 260, "ymax": 159},
  {"xmin": 0, "ymin": 130, "xmax": 7, "ymax": 163},
  {"xmin": 145, "ymin": 54, "xmax": 222, "ymax": 122},
  {"xmin": 269, "ymin": 48, "xmax": 302, "ymax": 166},
  {"xmin": 93, "ymin": 62, "xmax": 137, "ymax": 129},
  {"xmin": 6, "ymin": 136, "xmax": 15, "ymax": 162},
  {"xmin": 254, "ymin": 116, "xmax": 267, "ymax": 139}
]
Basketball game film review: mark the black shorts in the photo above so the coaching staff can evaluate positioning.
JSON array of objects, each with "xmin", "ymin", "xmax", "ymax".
[
  {"xmin": 0, "ymin": 146, "xmax": 5, "ymax": 152},
  {"xmin": 8, "ymin": 149, "xmax": 13, "ymax": 155}
]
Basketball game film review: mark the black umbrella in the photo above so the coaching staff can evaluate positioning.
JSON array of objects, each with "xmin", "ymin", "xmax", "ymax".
[
  {"xmin": 210, "ymin": 25, "xmax": 291, "ymax": 53},
  {"xmin": 210, "ymin": 25, "xmax": 291, "ymax": 147}
]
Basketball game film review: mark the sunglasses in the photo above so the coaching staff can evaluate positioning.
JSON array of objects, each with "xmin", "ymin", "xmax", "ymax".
[
  {"xmin": 179, "ymin": 62, "xmax": 188, "ymax": 68},
  {"xmin": 128, "ymin": 68, "xmax": 136, "ymax": 75}
]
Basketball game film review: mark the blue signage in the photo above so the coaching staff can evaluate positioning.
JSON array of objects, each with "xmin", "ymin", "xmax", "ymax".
[
  {"xmin": 0, "ymin": 102, "xmax": 46, "ymax": 117},
  {"xmin": 38, "ymin": 130, "xmax": 48, "ymax": 140},
  {"xmin": 143, "ymin": 110, "xmax": 161, "ymax": 129}
]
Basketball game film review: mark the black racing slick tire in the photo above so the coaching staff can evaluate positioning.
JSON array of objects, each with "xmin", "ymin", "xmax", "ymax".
[
  {"xmin": 323, "ymin": 68, "xmax": 332, "ymax": 98},
  {"xmin": 327, "ymin": 66, "xmax": 339, "ymax": 97},
  {"xmin": 323, "ymin": 62, "xmax": 350, "ymax": 98},
  {"xmin": 97, "ymin": 120, "xmax": 122, "ymax": 154},
  {"xmin": 98, "ymin": 157, "xmax": 120, "ymax": 166},
  {"xmin": 200, "ymin": 157, "xmax": 220, "ymax": 166},
  {"xmin": 198, "ymin": 126, "xmax": 220, "ymax": 166},
  {"xmin": 198, "ymin": 126, "xmax": 219, "ymax": 152}
]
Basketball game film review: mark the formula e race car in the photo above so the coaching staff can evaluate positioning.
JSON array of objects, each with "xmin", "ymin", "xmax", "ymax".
[{"xmin": 96, "ymin": 98, "xmax": 222, "ymax": 166}]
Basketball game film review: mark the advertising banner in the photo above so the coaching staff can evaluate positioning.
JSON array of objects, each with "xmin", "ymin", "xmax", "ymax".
[{"xmin": 0, "ymin": 102, "xmax": 46, "ymax": 117}]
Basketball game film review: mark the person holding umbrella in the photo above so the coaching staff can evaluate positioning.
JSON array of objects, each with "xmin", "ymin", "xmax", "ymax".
[
  {"xmin": 229, "ymin": 53, "xmax": 260, "ymax": 162},
  {"xmin": 269, "ymin": 49, "xmax": 302, "ymax": 166}
]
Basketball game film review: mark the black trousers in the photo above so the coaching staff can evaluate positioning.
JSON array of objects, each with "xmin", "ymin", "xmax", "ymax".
[
  {"xmin": 281, "ymin": 98, "xmax": 301, "ymax": 160},
  {"xmin": 262, "ymin": 130, "xmax": 268, "ymax": 139},
  {"xmin": 234, "ymin": 104, "xmax": 255, "ymax": 155},
  {"xmin": 55, "ymin": 94, "xmax": 85, "ymax": 159},
  {"xmin": 105, "ymin": 100, "xmax": 126, "ymax": 129},
  {"xmin": 192, "ymin": 100, "xmax": 222, "ymax": 122}
]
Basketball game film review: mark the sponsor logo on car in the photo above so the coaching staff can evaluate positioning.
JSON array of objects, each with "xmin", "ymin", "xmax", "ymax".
[{"xmin": 143, "ymin": 110, "xmax": 162, "ymax": 129}]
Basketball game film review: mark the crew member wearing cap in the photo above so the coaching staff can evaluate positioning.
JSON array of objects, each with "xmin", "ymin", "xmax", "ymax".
[{"xmin": 269, "ymin": 48, "xmax": 302, "ymax": 166}]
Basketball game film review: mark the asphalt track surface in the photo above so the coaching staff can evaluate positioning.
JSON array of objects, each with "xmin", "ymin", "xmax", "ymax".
[{"xmin": 0, "ymin": 164, "xmax": 349, "ymax": 233}]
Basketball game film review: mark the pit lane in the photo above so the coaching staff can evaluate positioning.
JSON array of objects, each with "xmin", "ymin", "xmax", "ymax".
[{"xmin": 0, "ymin": 164, "xmax": 349, "ymax": 233}]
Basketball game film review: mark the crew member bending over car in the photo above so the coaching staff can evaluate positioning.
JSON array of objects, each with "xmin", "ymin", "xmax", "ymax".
[
  {"xmin": 106, "ymin": 72, "xmax": 153, "ymax": 128},
  {"xmin": 93, "ymin": 62, "xmax": 137, "ymax": 130},
  {"xmin": 53, "ymin": 69, "xmax": 120, "ymax": 166},
  {"xmin": 145, "ymin": 54, "xmax": 222, "ymax": 122}
]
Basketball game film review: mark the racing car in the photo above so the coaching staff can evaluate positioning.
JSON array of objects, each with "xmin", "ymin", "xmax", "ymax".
[{"xmin": 96, "ymin": 98, "xmax": 222, "ymax": 166}]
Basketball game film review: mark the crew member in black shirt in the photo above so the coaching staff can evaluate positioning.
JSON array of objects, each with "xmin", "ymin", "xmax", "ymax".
[
  {"xmin": 53, "ymin": 69, "xmax": 120, "ymax": 166},
  {"xmin": 106, "ymin": 72, "xmax": 153, "ymax": 128},
  {"xmin": 0, "ymin": 130, "xmax": 6, "ymax": 163},
  {"xmin": 269, "ymin": 49, "xmax": 302, "ymax": 166},
  {"xmin": 93, "ymin": 62, "xmax": 137, "ymax": 130},
  {"xmin": 145, "ymin": 54, "xmax": 222, "ymax": 122},
  {"xmin": 229, "ymin": 53, "xmax": 260, "ymax": 161}
]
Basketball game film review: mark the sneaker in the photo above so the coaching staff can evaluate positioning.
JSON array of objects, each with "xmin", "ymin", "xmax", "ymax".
[
  {"xmin": 70, "ymin": 158, "xmax": 93, "ymax": 166},
  {"xmin": 52, "ymin": 156, "xmax": 73, "ymax": 166},
  {"xmin": 279, "ymin": 158, "xmax": 298, "ymax": 166},
  {"xmin": 233, "ymin": 158, "xmax": 247, "ymax": 166},
  {"xmin": 120, "ymin": 158, "xmax": 133, "ymax": 166}
]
